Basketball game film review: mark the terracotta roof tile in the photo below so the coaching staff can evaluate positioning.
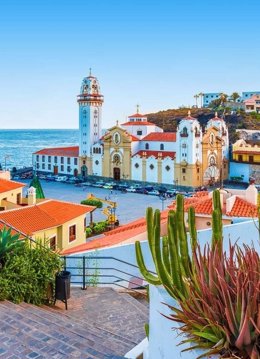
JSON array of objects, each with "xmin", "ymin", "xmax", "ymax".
[
  {"xmin": 0, "ymin": 200, "xmax": 95, "ymax": 235},
  {"xmin": 61, "ymin": 209, "xmax": 170, "ymax": 255},
  {"xmin": 226, "ymin": 197, "xmax": 258, "ymax": 218},
  {"xmin": 34, "ymin": 146, "xmax": 79, "ymax": 157},
  {"xmin": 0, "ymin": 178, "xmax": 25, "ymax": 194},
  {"xmin": 121, "ymin": 121, "xmax": 155, "ymax": 126},
  {"xmin": 132, "ymin": 150, "xmax": 176, "ymax": 159},
  {"xmin": 142, "ymin": 132, "xmax": 176, "ymax": 142},
  {"xmin": 128, "ymin": 113, "xmax": 147, "ymax": 118}
]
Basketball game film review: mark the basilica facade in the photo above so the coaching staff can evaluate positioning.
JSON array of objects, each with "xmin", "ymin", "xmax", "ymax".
[{"xmin": 33, "ymin": 72, "xmax": 229, "ymax": 187}]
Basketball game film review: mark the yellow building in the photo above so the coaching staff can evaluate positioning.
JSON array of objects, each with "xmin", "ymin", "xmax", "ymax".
[
  {"xmin": 0, "ymin": 184, "xmax": 95, "ymax": 251},
  {"xmin": 0, "ymin": 177, "xmax": 25, "ymax": 209},
  {"xmin": 232, "ymin": 139, "xmax": 260, "ymax": 164}
]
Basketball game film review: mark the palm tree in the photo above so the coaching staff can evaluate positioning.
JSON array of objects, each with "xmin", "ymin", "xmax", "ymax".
[
  {"xmin": 230, "ymin": 92, "xmax": 240, "ymax": 102},
  {"xmin": 194, "ymin": 94, "xmax": 199, "ymax": 108},
  {"xmin": 198, "ymin": 92, "xmax": 204, "ymax": 108},
  {"xmin": 219, "ymin": 93, "xmax": 228, "ymax": 105}
]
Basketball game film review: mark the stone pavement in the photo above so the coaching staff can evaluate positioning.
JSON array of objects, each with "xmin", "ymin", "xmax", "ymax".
[{"xmin": 0, "ymin": 287, "xmax": 149, "ymax": 359}]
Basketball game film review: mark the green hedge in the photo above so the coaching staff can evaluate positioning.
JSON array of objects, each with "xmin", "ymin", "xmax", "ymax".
[
  {"xmin": 0, "ymin": 241, "xmax": 63, "ymax": 304},
  {"xmin": 81, "ymin": 199, "xmax": 103, "ymax": 208}
]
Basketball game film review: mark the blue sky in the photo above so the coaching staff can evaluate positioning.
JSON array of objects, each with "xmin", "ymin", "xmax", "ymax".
[{"xmin": 1, "ymin": 0, "xmax": 260, "ymax": 129}]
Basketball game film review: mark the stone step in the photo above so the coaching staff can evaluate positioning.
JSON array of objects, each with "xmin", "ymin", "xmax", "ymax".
[
  {"xmin": 0, "ymin": 301, "xmax": 127, "ymax": 357},
  {"xmin": 0, "ymin": 303, "xmax": 125, "ymax": 359}
]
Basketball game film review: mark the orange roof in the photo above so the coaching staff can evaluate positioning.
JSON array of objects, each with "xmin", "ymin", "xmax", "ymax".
[
  {"xmin": 128, "ymin": 113, "xmax": 147, "ymax": 118},
  {"xmin": 142, "ymin": 132, "xmax": 176, "ymax": 142},
  {"xmin": 34, "ymin": 146, "xmax": 79, "ymax": 157},
  {"xmin": 0, "ymin": 200, "xmax": 95, "ymax": 235},
  {"xmin": 133, "ymin": 150, "xmax": 176, "ymax": 159},
  {"xmin": 61, "ymin": 209, "xmax": 170, "ymax": 255},
  {"xmin": 130, "ymin": 134, "xmax": 140, "ymax": 141},
  {"xmin": 121, "ymin": 121, "xmax": 155, "ymax": 126},
  {"xmin": 0, "ymin": 178, "xmax": 25, "ymax": 194},
  {"xmin": 226, "ymin": 197, "xmax": 258, "ymax": 218}
]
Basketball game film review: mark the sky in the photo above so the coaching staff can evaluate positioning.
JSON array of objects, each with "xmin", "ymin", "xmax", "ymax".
[{"xmin": 1, "ymin": 0, "xmax": 260, "ymax": 129}]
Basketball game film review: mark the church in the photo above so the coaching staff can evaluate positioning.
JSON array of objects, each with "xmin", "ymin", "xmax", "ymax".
[{"xmin": 33, "ymin": 72, "xmax": 229, "ymax": 187}]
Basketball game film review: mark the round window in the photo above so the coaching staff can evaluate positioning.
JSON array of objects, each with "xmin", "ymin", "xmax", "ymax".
[
  {"xmin": 135, "ymin": 163, "xmax": 139, "ymax": 168},
  {"xmin": 150, "ymin": 164, "xmax": 154, "ymax": 170},
  {"xmin": 95, "ymin": 160, "xmax": 99, "ymax": 165}
]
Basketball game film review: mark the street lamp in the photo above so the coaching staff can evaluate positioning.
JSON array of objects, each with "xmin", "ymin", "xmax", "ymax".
[
  {"xmin": 159, "ymin": 193, "xmax": 167, "ymax": 211},
  {"xmin": 4, "ymin": 155, "xmax": 12, "ymax": 171}
]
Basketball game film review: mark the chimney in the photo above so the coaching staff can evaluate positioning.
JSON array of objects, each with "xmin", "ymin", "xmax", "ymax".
[
  {"xmin": 245, "ymin": 182, "xmax": 258, "ymax": 205},
  {"xmin": 28, "ymin": 186, "xmax": 36, "ymax": 205}
]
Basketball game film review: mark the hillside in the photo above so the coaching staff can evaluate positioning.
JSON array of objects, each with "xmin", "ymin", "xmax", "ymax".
[{"xmin": 146, "ymin": 108, "xmax": 260, "ymax": 143}]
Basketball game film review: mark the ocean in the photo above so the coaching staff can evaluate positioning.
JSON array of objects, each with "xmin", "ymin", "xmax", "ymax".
[{"xmin": 0, "ymin": 129, "xmax": 79, "ymax": 170}]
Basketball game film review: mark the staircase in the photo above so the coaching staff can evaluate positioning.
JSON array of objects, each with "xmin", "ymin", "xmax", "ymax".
[{"xmin": 0, "ymin": 287, "xmax": 148, "ymax": 359}]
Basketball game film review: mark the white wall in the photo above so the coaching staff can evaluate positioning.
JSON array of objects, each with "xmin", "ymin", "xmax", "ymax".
[
  {"xmin": 131, "ymin": 156, "xmax": 143, "ymax": 181},
  {"xmin": 161, "ymin": 158, "xmax": 174, "ymax": 184},
  {"xmin": 146, "ymin": 157, "xmax": 158, "ymax": 183},
  {"xmin": 139, "ymin": 141, "xmax": 177, "ymax": 152},
  {"xmin": 33, "ymin": 154, "xmax": 79, "ymax": 175}
]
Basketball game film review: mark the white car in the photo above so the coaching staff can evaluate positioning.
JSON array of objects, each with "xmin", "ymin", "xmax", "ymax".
[
  {"xmin": 55, "ymin": 176, "xmax": 68, "ymax": 182},
  {"xmin": 126, "ymin": 187, "xmax": 136, "ymax": 193},
  {"xmin": 147, "ymin": 190, "xmax": 160, "ymax": 196}
]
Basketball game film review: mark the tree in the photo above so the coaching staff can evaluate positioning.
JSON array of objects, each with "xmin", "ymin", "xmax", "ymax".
[
  {"xmin": 230, "ymin": 92, "xmax": 240, "ymax": 102},
  {"xmin": 219, "ymin": 93, "xmax": 228, "ymax": 104}
]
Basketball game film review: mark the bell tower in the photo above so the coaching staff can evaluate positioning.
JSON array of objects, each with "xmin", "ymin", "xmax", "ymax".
[{"xmin": 77, "ymin": 69, "xmax": 104, "ymax": 158}]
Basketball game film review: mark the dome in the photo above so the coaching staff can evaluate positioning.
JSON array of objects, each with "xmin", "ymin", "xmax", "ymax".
[{"xmin": 77, "ymin": 69, "xmax": 103, "ymax": 103}]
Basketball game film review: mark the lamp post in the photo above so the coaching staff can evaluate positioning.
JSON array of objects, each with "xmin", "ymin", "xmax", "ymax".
[
  {"xmin": 4, "ymin": 155, "xmax": 11, "ymax": 171},
  {"xmin": 159, "ymin": 193, "xmax": 167, "ymax": 211}
]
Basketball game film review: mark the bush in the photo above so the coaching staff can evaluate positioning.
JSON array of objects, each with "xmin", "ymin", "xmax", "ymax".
[
  {"xmin": 85, "ymin": 227, "xmax": 93, "ymax": 237},
  {"xmin": 81, "ymin": 199, "xmax": 103, "ymax": 208},
  {"xmin": 0, "ymin": 240, "xmax": 63, "ymax": 304}
]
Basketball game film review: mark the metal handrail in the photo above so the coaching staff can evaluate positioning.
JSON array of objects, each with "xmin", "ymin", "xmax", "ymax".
[{"xmin": 61, "ymin": 255, "xmax": 154, "ymax": 291}]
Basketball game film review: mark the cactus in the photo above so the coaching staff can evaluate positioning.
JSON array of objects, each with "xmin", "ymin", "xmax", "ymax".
[{"xmin": 135, "ymin": 191, "xmax": 224, "ymax": 301}]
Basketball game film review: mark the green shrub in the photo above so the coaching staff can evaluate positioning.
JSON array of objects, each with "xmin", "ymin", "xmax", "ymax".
[
  {"xmin": 81, "ymin": 199, "xmax": 103, "ymax": 208},
  {"xmin": 85, "ymin": 227, "xmax": 93, "ymax": 237},
  {"xmin": 0, "ymin": 227, "xmax": 25, "ymax": 266},
  {"xmin": 0, "ymin": 240, "xmax": 63, "ymax": 304}
]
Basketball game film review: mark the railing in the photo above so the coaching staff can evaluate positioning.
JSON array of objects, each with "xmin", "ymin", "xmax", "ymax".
[{"xmin": 61, "ymin": 255, "xmax": 154, "ymax": 293}]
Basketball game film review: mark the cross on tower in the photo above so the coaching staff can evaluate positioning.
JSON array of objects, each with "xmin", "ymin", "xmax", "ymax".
[
  {"xmin": 89, "ymin": 67, "xmax": 92, "ymax": 76},
  {"xmin": 136, "ymin": 104, "xmax": 140, "ymax": 114}
]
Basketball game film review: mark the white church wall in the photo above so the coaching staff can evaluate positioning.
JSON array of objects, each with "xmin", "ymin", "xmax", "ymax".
[
  {"xmin": 131, "ymin": 156, "xmax": 143, "ymax": 181},
  {"xmin": 161, "ymin": 158, "xmax": 174, "ymax": 184},
  {"xmin": 146, "ymin": 157, "xmax": 158, "ymax": 183}
]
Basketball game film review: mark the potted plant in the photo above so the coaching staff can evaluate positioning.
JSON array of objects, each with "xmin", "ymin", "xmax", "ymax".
[{"xmin": 135, "ymin": 191, "xmax": 260, "ymax": 358}]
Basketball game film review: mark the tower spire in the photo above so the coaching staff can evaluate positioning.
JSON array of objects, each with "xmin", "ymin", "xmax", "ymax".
[{"xmin": 89, "ymin": 67, "xmax": 92, "ymax": 76}]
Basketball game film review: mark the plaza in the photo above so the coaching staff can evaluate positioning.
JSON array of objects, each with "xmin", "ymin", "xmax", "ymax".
[{"xmin": 21, "ymin": 179, "xmax": 172, "ymax": 225}]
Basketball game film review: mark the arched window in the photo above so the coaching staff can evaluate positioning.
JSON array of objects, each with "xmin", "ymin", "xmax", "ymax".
[
  {"xmin": 160, "ymin": 144, "xmax": 164, "ymax": 150},
  {"xmin": 183, "ymin": 127, "xmax": 187, "ymax": 135},
  {"xmin": 93, "ymin": 148, "xmax": 96, "ymax": 154},
  {"xmin": 210, "ymin": 133, "xmax": 214, "ymax": 145},
  {"xmin": 99, "ymin": 148, "xmax": 101, "ymax": 154},
  {"xmin": 145, "ymin": 143, "xmax": 149, "ymax": 150}
]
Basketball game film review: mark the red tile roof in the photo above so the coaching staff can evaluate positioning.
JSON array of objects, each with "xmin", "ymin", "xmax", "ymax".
[
  {"xmin": 128, "ymin": 113, "xmax": 147, "ymax": 118},
  {"xmin": 121, "ymin": 121, "xmax": 155, "ymax": 126},
  {"xmin": 130, "ymin": 134, "xmax": 140, "ymax": 141},
  {"xmin": 0, "ymin": 178, "xmax": 25, "ymax": 194},
  {"xmin": 34, "ymin": 146, "xmax": 79, "ymax": 157},
  {"xmin": 226, "ymin": 197, "xmax": 258, "ymax": 218},
  {"xmin": 142, "ymin": 132, "xmax": 176, "ymax": 142},
  {"xmin": 0, "ymin": 200, "xmax": 95, "ymax": 235},
  {"xmin": 61, "ymin": 209, "xmax": 170, "ymax": 255},
  {"xmin": 133, "ymin": 150, "xmax": 176, "ymax": 159}
]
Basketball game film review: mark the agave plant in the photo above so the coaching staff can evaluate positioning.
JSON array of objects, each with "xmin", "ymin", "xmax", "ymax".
[
  {"xmin": 167, "ymin": 242, "xmax": 260, "ymax": 359},
  {"xmin": 0, "ymin": 227, "xmax": 24, "ymax": 266}
]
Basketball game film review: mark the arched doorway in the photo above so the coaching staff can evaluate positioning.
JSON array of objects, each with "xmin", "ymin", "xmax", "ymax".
[
  {"xmin": 81, "ymin": 165, "xmax": 88, "ymax": 178},
  {"xmin": 113, "ymin": 167, "xmax": 120, "ymax": 181}
]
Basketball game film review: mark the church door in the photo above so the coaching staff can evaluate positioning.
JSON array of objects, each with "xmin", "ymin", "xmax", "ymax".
[
  {"xmin": 81, "ymin": 165, "xmax": 88, "ymax": 178},
  {"xmin": 113, "ymin": 167, "xmax": 120, "ymax": 181},
  {"xmin": 53, "ymin": 166, "xmax": 58, "ymax": 175}
]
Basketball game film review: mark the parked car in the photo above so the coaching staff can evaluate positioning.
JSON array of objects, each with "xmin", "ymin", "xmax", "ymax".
[
  {"xmin": 166, "ymin": 189, "xmax": 176, "ymax": 198},
  {"xmin": 126, "ymin": 187, "xmax": 136, "ymax": 193},
  {"xmin": 46, "ymin": 175, "xmax": 56, "ymax": 181},
  {"xmin": 55, "ymin": 176, "xmax": 68, "ymax": 182},
  {"xmin": 92, "ymin": 181, "xmax": 105, "ymax": 188},
  {"xmin": 145, "ymin": 186, "xmax": 154, "ymax": 192},
  {"xmin": 135, "ymin": 188, "xmax": 148, "ymax": 194},
  {"xmin": 147, "ymin": 190, "xmax": 160, "ymax": 196},
  {"xmin": 156, "ymin": 186, "xmax": 168, "ymax": 194},
  {"xmin": 103, "ymin": 183, "xmax": 113, "ymax": 189}
]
